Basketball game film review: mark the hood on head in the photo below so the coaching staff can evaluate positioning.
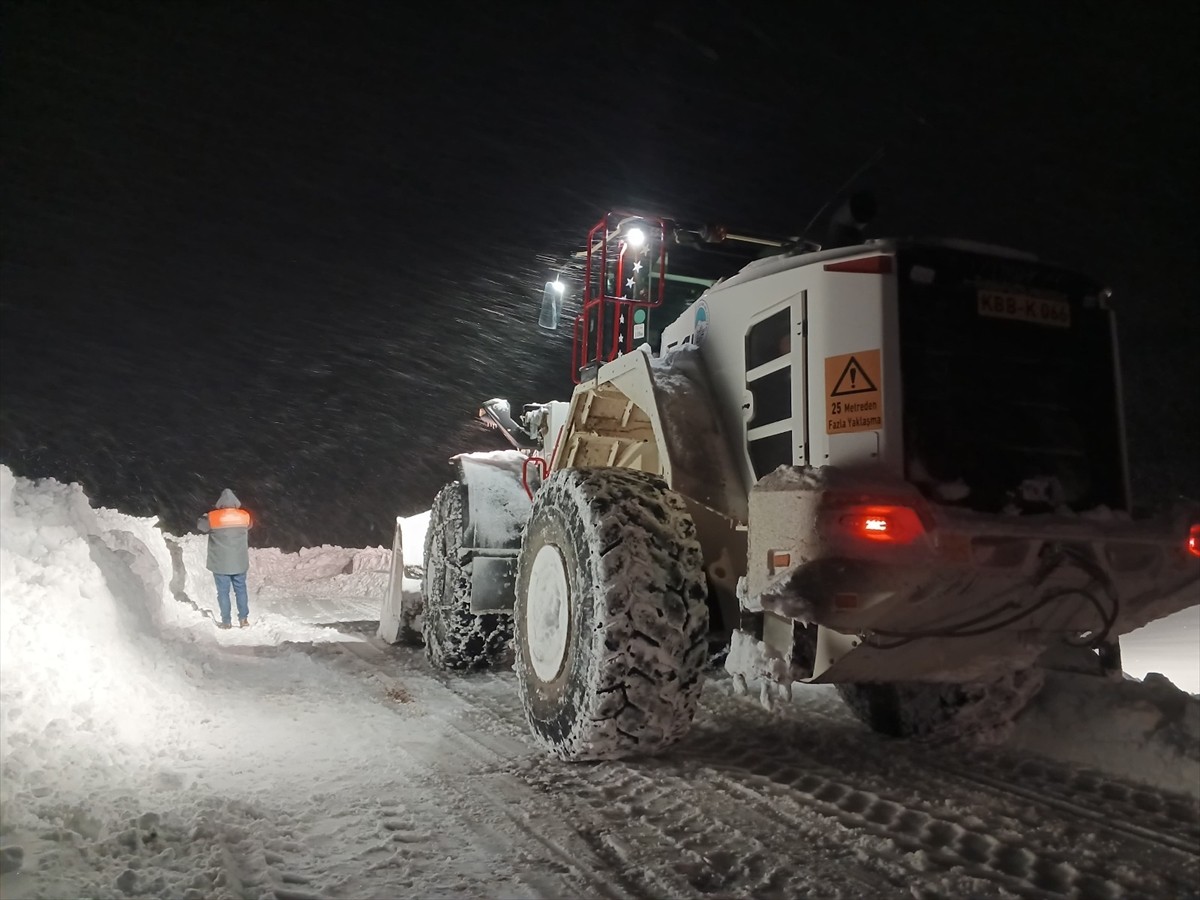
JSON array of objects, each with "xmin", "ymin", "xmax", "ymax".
[{"xmin": 215, "ymin": 489, "xmax": 241, "ymax": 509}]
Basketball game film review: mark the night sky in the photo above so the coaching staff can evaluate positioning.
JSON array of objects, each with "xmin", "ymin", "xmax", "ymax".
[{"xmin": 3, "ymin": 2, "xmax": 1197, "ymax": 551}]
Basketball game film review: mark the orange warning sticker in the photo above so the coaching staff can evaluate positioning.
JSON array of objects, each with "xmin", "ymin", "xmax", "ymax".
[{"xmin": 825, "ymin": 349, "xmax": 883, "ymax": 434}]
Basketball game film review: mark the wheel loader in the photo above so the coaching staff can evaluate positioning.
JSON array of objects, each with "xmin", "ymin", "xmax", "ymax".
[{"xmin": 379, "ymin": 201, "xmax": 1200, "ymax": 761}]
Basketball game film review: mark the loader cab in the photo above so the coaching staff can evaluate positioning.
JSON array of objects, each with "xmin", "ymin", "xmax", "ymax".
[
  {"xmin": 600, "ymin": 270, "xmax": 712, "ymax": 353},
  {"xmin": 679, "ymin": 238, "xmax": 1129, "ymax": 518},
  {"xmin": 548, "ymin": 211, "xmax": 786, "ymax": 383}
]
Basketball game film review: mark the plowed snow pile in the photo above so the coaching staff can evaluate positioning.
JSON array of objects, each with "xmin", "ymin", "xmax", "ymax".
[
  {"xmin": 0, "ymin": 466, "xmax": 199, "ymax": 799},
  {"xmin": 0, "ymin": 464, "xmax": 1197, "ymax": 898},
  {"xmin": 0, "ymin": 467, "xmax": 400, "ymax": 897},
  {"xmin": 1009, "ymin": 670, "xmax": 1200, "ymax": 795}
]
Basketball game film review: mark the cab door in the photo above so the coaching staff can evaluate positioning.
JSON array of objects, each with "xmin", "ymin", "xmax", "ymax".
[{"xmin": 743, "ymin": 292, "xmax": 808, "ymax": 480}]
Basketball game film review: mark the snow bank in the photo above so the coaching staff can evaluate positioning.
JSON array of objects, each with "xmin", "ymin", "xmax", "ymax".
[
  {"xmin": 0, "ymin": 467, "xmax": 202, "ymax": 830},
  {"xmin": 175, "ymin": 534, "xmax": 388, "ymax": 608},
  {"xmin": 1009, "ymin": 670, "xmax": 1200, "ymax": 798},
  {"xmin": 171, "ymin": 533, "xmax": 390, "ymax": 644},
  {"xmin": 1122, "ymin": 606, "xmax": 1200, "ymax": 695},
  {"xmin": 0, "ymin": 465, "xmax": 393, "ymax": 838}
]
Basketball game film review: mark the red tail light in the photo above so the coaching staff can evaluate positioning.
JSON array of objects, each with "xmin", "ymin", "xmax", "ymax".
[
  {"xmin": 1188, "ymin": 524, "xmax": 1200, "ymax": 559},
  {"xmin": 835, "ymin": 505, "xmax": 927, "ymax": 544}
]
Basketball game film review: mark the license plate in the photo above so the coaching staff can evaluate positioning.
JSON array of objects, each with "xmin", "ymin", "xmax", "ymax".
[{"xmin": 977, "ymin": 289, "xmax": 1071, "ymax": 328}]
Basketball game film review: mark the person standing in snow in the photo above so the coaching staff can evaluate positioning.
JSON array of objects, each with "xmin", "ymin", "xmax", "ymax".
[{"xmin": 197, "ymin": 489, "xmax": 253, "ymax": 629}]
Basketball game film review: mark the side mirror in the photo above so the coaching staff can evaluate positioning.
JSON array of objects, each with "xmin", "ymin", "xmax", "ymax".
[{"xmin": 538, "ymin": 280, "xmax": 565, "ymax": 331}]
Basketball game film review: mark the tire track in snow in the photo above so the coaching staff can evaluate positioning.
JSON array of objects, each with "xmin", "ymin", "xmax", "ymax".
[
  {"xmin": 938, "ymin": 763, "xmax": 1200, "ymax": 858},
  {"xmin": 947, "ymin": 756, "xmax": 1200, "ymax": 853},
  {"xmin": 685, "ymin": 750, "xmax": 1098, "ymax": 900},
  {"xmin": 329, "ymin": 640, "xmax": 644, "ymax": 900},
  {"xmin": 357, "ymin": 641, "xmax": 874, "ymax": 898},
  {"xmin": 178, "ymin": 797, "xmax": 317, "ymax": 900},
  {"xmin": 520, "ymin": 758, "xmax": 900, "ymax": 899},
  {"xmin": 785, "ymin": 683, "xmax": 1197, "ymax": 833},
  {"xmin": 202, "ymin": 638, "xmax": 602, "ymax": 899},
  {"xmin": 706, "ymin": 678, "xmax": 1199, "ymax": 856},
  {"xmin": 408, "ymin": 738, "xmax": 644, "ymax": 900},
  {"xmin": 754, "ymin": 685, "xmax": 1200, "ymax": 865},
  {"xmin": 332, "ymin": 635, "xmax": 1199, "ymax": 899},
  {"xmin": 694, "ymin": 685, "xmax": 1198, "ymax": 898},
  {"xmin": 530, "ymin": 763, "xmax": 746, "ymax": 899},
  {"xmin": 365, "ymin": 644, "xmax": 890, "ymax": 896}
]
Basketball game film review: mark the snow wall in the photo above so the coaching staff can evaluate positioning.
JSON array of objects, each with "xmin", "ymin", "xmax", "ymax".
[{"xmin": 0, "ymin": 466, "xmax": 389, "ymax": 834}]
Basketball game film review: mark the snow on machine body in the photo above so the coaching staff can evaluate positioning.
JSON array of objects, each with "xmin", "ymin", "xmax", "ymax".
[{"xmin": 382, "ymin": 205, "xmax": 1200, "ymax": 761}]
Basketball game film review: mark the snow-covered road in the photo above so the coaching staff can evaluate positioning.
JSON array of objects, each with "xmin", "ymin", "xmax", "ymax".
[
  {"xmin": 13, "ymin": 631, "xmax": 1198, "ymax": 900},
  {"xmin": 2, "ymin": 467, "xmax": 1198, "ymax": 899}
]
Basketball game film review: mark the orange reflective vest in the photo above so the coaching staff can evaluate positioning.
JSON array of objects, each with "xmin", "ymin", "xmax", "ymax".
[{"xmin": 207, "ymin": 508, "xmax": 252, "ymax": 529}]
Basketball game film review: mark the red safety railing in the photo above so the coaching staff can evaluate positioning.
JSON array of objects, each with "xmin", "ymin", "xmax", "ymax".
[
  {"xmin": 521, "ymin": 455, "xmax": 549, "ymax": 501},
  {"xmin": 571, "ymin": 212, "xmax": 671, "ymax": 384}
]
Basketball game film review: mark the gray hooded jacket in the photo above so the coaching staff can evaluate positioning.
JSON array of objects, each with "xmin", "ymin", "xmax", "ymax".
[{"xmin": 197, "ymin": 489, "xmax": 252, "ymax": 575}]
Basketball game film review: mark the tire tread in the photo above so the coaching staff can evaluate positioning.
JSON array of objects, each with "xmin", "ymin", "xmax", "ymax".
[
  {"xmin": 517, "ymin": 467, "xmax": 709, "ymax": 761},
  {"xmin": 422, "ymin": 482, "xmax": 513, "ymax": 671}
]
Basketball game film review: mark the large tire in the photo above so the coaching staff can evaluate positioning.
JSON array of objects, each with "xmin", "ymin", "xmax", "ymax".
[
  {"xmin": 514, "ymin": 467, "xmax": 709, "ymax": 761},
  {"xmin": 421, "ymin": 481, "xmax": 513, "ymax": 671},
  {"xmin": 837, "ymin": 667, "xmax": 1045, "ymax": 743}
]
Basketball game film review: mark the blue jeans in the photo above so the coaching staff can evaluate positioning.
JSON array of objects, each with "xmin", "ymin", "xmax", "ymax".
[{"xmin": 214, "ymin": 573, "xmax": 249, "ymax": 624}]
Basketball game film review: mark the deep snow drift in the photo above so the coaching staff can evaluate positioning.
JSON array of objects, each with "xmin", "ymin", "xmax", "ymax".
[
  {"xmin": 0, "ymin": 467, "xmax": 410, "ymax": 898},
  {"xmin": 1, "ymin": 465, "xmax": 1198, "ymax": 899}
]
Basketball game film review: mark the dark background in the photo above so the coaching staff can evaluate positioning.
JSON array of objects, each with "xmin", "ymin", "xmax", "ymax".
[{"xmin": 3, "ymin": 2, "xmax": 1197, "ymax": 550}]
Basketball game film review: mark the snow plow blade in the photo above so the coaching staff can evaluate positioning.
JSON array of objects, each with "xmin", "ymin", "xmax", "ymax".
[{"xmin": 378, "ymin": 509, "xmax": 431, "ymax": 645}]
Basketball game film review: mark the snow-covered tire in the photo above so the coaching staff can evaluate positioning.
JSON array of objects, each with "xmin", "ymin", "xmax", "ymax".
[
  {"xmin": 421, "ymin": 481, "xmax": 513, "ymax": 671},
  {"xmin": 837, "ymin": 667, "xmax": 1045, "ymax": 743},
  {"xmin": 514, "ymin": 467, "xmax": 709, "ymax": 761}
]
